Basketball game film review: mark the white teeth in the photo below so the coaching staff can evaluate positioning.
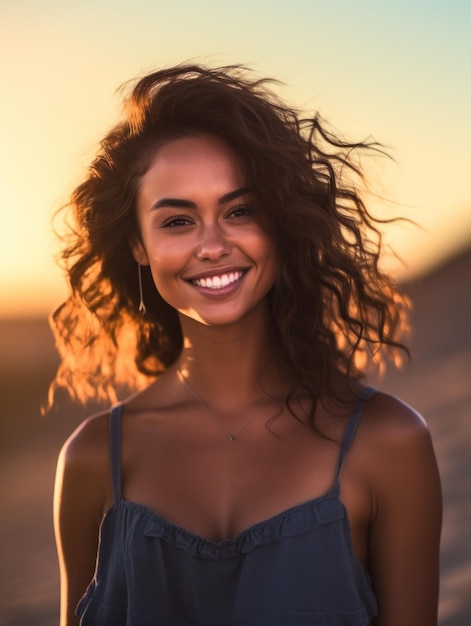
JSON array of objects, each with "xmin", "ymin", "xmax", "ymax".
[{"xmin": 192, "ymin": 271, "xmax": 244, "ymax": 289}]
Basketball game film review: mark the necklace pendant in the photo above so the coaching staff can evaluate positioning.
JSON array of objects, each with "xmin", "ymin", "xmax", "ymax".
[{"xmin": 177, "ymin": 366, "xmax": 269, "ymax": 443}]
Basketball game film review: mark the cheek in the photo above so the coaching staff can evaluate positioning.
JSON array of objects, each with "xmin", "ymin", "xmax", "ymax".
[
  {"xmin": 258, "ymin": 236, "xmax": 278, "ymax": 277},
  {"xmin": 247, "ymin": 235, "xmax": 278, "ymax": 297},
  {"xmin": 148, "ymin": 254, "xmax": 176, "ymax": 285},
  {"xmin": 142, "ymin": 229, "xmax": 177, "ymax": 268},
  {"xmin": 145, "ymin": 241, "xmax": 187, "ymax": 293},
  {"xmin": 146, "ymin": 261, "xmax": 181, "ymax": 310}
]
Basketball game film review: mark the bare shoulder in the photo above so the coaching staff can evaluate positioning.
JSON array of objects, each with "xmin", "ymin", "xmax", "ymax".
[
  {"xmin": 56, "ymin": 408, "xmax": 115, "ymax": 514},
  {"xmin": 54, "ymin": 409, "xmax": 117, "ymax": 623},
  {"xmin": 353, "ymin": 389, "xmax": 441, "ymax": 513},
  {"xmin": 58, "ymin": 374, "xmax": 173, "ymax": 472},
  {"xmin": 354, "ymin": 391, "xmax": 441, "ymax": 624},
  {"xmin": 59, "ymin": 408, "xmax": 111, "ymax": 469},
  {"xmin": 346, "ymin": 389, "xmax": 440, "ymax": 495},
  {"xmin": 57, "ymin": 376, "xmax": 169, "ymax": 479},
  {"xmin": 358, "ymin": 390, "xmax": 432, "ymax": 447},
  {"xmin": 340, "ymin": 387, "xmax": 439, "ymax": 492}
]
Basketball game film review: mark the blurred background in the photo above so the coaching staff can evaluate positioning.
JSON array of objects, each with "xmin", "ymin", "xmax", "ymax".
[{"xmin": 1, "ymin": 1, "xmax": 470, "ymax": 624}]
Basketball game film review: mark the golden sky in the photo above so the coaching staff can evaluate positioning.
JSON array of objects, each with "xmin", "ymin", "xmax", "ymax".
[{"xmin": 1, "ymin": 0, "xmax": 470, "ymax": 317}]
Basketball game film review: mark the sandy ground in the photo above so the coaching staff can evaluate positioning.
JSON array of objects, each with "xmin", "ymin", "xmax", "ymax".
[{"xmin": 1, "ymin": 250, "xmax": 470, "ymax": 625}]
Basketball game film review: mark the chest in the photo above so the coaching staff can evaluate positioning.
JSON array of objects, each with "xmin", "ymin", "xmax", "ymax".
[
  {"xmin": 85, "ymin": 494, "xmax": 377, "ymax": 624},
  {"xmin": 118, "ymin": 409, "xmax": 370, "ymax": 559}
]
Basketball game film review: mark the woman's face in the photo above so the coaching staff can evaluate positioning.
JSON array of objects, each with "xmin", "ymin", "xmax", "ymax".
[{"xmin": 132, "ymin": 134, "xmax": 277, "ymax": 327}]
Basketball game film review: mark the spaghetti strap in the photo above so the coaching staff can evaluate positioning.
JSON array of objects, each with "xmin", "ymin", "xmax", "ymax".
[
  {"xmin": 109, "ymin": 403, "xmax": 124, "ymax": 503},
  {"xmin": 335, "ymin": 386, "xmax": 377, "ymax": 479}
]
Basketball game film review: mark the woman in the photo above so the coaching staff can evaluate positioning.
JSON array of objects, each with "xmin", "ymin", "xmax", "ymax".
[{"xmin": 52, "ymin": 64, "xmax": 442, "ymax": 625}]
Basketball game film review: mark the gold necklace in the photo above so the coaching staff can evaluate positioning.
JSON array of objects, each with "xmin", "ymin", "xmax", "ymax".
[{"xmin": 177, "ymin": 367, "xmax": 269, "ymax": 441}]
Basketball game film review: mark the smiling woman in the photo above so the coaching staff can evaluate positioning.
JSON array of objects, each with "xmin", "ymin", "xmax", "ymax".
[
  {"xmin": 51, "ymin": 64, "xmax": 441, "ymax": 626},
  {"xmin": 131, "ymin": 134, "xmax": 277, "ymax": 327}
]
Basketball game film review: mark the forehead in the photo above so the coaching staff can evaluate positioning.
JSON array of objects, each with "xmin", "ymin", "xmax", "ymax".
[
  {"xmin": 138, "ymin": 134, "xmax": 247, "ymax": 199},
  {"xmin": 148, "ymin": 134, "xmax": 243, "ymax": 173}
]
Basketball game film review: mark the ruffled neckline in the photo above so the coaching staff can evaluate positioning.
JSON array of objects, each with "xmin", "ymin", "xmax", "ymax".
[{"xmin": 110, "ymin": 490, "xmax": 346, "ymax": 560}]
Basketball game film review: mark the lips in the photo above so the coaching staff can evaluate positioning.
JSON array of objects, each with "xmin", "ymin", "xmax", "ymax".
[{"xmin": 190, "ymin": 270, "xmax": 245, "ymax": 290}]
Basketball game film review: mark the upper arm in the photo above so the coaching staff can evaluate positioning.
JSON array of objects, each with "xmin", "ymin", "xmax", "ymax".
[
  {"xmin": 365, "ymin": 395, "xmax": 442, "ymax": 626},
  {"xmin": 53, "ymin": 414, "xmax": 111, "ymax": 626}
]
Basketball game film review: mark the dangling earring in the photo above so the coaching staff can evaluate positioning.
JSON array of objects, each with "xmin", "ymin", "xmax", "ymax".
[{"xmin": 137, "ymin": 263, "xmax": 147, "ymax": 315}]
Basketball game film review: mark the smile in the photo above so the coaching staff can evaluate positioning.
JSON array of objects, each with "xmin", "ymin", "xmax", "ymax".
[{"xmin": 190, "ymin": 270, "xmax": 245, "ymax": 290}]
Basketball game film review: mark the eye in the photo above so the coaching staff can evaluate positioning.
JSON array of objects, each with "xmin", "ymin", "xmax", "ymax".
[
  {"xmin": 226, "ymin": 205, "xmax": 254, "ymax": 219},
  {"xmin": 161, "ymin": 215, "xmax": 194, "ymax": 228}
]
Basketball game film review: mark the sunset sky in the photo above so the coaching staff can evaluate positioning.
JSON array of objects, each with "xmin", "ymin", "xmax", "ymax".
[{"xmin": 1, "ymin": 0, "xmax": 470, "ymax": 317}]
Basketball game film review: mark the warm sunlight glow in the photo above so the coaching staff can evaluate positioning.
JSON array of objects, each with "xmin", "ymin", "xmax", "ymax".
[{"xmin": 1, "ymin": 3, "xmax": 470, "ymax": 318}]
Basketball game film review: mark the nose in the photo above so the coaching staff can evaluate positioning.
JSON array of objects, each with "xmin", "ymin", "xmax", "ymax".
[{"xmin": 195, "ymin": 223, "xmax": 232, "ymax": 261}]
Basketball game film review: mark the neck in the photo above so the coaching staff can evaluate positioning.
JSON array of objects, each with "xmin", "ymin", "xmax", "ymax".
[{"xmin": 175, "ymin": 304, "xmax": 285, "ymax": 408}]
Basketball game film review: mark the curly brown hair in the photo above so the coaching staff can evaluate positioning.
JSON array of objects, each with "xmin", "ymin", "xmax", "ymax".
[{"xmin": 49, "ymin": 63, "xmax": 409, "ymax": 409}]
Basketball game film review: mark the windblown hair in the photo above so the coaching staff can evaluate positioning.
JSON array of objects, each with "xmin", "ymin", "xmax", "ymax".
[{"xmin": 49, "ymin": 63, "xmax": 409, "ymax": 409}]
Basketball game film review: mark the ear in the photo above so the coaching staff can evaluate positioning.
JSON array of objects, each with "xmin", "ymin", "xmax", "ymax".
[{"xmin": 129, "ymin": 237, "xmax": 150, "ymax": 266}]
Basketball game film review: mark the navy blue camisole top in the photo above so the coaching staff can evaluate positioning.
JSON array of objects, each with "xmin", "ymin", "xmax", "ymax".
[{"xmin": 77, "ymin": 388, "xmax": 378, "ymax": 625}]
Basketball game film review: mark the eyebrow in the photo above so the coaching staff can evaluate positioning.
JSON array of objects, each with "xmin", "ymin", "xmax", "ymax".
[{"xmin": 150, "ymin": 187, "xmax": 251, "ymax": 211}]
